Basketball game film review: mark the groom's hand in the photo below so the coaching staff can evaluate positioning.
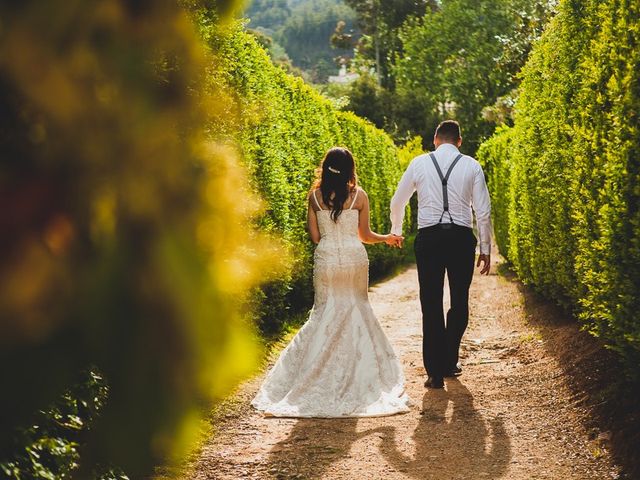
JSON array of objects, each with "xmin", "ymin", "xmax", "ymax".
[
  {"xmin": 390, "ymin": 234, "xmax": 404, "ymax": 248},
  {"xmin": 476, "ymin": 254, "xmax": 490, "ymax": 275}
]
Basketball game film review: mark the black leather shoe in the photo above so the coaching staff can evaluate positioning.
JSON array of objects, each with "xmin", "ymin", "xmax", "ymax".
[
  {"xmin": 444, "ymin": 366, "xmax": 462, "ymax": 378},
  {"xmin": 424, "ymin": 376, "xmax": 444, "ymax": 388}
]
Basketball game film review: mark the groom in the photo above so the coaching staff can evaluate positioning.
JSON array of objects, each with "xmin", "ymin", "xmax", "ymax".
[{"xmin": 389, "ymin": 120, "xmax": 492, "ymax": 389}]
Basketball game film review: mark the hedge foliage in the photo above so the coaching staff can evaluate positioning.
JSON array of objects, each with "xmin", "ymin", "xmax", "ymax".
[
  {"xmin": 0, "ymin": 3, "xmax": 411, "ymax": 476},
  {"xmin": 477, "ymin": 0, "xmax": 640, "ymax": 375},
  {"xmin": 0, "ymin": 1, "xmax": 275, "ymax": 477},
  {"xmin": 200, "ymin": 18, "xmax": 411, "ymax": 334}
]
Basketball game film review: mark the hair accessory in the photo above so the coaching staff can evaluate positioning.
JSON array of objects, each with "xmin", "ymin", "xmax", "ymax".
[{"xmin": 328, "ymin": 166, "xmax": 341, "ymax": 174}]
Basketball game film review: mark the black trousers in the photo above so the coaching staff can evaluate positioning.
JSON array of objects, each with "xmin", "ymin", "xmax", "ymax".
[{"xmin": 414, "ymin": 224, "xmax": 477, "ymax": 378}]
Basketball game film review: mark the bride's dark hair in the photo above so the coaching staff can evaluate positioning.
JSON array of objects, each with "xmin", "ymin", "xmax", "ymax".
[{"xmin": 313, "ymin": 146, "xmax": 358, "ymax": 222}]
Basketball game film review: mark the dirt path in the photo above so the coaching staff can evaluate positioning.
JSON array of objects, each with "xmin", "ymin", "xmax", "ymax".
[{"xmin": 191, "ymin": 256, "xmax": 622, "ymax": 479}]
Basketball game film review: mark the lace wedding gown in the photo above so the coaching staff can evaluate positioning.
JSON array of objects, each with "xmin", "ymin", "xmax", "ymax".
[{"xmin": 251, "ymin": 190, "xmax": 411, "ymax": 418}]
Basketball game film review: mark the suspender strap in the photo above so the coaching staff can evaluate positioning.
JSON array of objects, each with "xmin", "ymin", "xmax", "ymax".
[{"xmin": 429, "ymin": 152, "xmax": 463, "ymax": 224}]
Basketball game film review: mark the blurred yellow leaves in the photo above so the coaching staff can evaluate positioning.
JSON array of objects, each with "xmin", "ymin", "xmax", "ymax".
[
  {"xmin": 0, "ymin": 0, "xmax": 284, "ymax": 476},
  {"xmin": 91, "ymin": 188, "xmax": 117, "ymax": 241},
  {"xmin": 0, "ymin": 236, "xmax": 72, "ymax": 345}
]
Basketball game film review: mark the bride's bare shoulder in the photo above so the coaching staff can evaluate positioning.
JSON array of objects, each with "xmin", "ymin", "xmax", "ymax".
[
  {"xmin": 355, "ymin": 186, "xmax": 369, "ymax": 201},
  {"xmin": 351, "ymin": 186, "xmax": 368, "ymax": 210},
  {"xmin": 308, "ymin": 187, "xmax": 324, "ymax": 211}
]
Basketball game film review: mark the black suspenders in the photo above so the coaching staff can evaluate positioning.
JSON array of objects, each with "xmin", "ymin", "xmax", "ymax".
[{"xmin": 429, "ymin": 152, "xmax": 464, "ymax": 226}]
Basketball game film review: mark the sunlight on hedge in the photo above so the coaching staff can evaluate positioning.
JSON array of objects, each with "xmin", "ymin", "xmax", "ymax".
[
  {"xmin": 477, "ymin": 0, "xmax": 640, "ymax": 378},
  {"xmin": 201, "ymin": 19, "xmax": 410, "ymax": 334},
  {"xmin": 0, "ymin": 0, "xmax": 282, "ymax": 476}
]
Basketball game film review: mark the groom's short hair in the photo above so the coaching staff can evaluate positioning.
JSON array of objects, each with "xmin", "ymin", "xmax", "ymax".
[{"xmin": 435, "ymin": 120, "xmax": 461, "ymax": 143}]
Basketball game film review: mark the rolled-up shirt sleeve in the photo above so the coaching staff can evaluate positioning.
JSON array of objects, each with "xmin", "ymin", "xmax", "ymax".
[
  {"xmin": 472, "ymin": 162, "xmax": 492, "ymax": 255},
  {"xmin": 390, "ymin": 159, "xmax": 417, "ymax": 236}
]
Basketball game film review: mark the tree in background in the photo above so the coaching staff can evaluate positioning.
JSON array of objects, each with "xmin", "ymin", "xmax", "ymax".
[
  {"xmin": 277, "ymin": 0, "xmax": 358, "ymax": 70},
  {"xmin": 394, "ymin": 0, "xmax": 553, "ymax": 153},
  {"xmin": 245, "ymin": 0, "xmax": 292, "ymax": 30},
  {"xmin": 346, "ymin": 72, "xmax": 389, "ymax": 128},
  {"xmin": 331, "ymin": 20, "xmax": 357, "ymax": 68},
  {"xmin": 246, "ymin": 0, "xmax": 359, "ymax": 74},
  {"xmin": 345, "ymin": 0, "xmax": 437, "ymax": 89},
  {"xmin": 340, "ymin": 0, "xmax": 551, "ymax": 151}
]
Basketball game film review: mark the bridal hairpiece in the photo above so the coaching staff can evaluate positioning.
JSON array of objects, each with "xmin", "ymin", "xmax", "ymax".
[{"xmin": 328, "ymin": 166, "xmax": 341, "ymax": 174}]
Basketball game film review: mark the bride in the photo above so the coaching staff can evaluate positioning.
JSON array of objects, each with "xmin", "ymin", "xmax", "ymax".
[{"xmin": 251, "ymin": 147, "xmax": 411, "ymax": 418}]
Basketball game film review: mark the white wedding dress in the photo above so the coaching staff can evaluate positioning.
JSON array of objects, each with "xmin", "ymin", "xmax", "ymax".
[{"xmin": 251, "ymin": 189, "xmax": 411, "ymax": 418}]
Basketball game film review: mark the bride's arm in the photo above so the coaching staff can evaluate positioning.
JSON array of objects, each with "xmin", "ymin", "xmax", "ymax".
[
  {"xmin": 357, "ymin": 189, "xmax": 398, "ymax": 245},
  {"xmin": 307, "ymin": 194, "xmax": 321, "ymax": 244}
]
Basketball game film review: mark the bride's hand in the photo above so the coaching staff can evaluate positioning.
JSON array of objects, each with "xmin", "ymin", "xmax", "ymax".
[{"xmin": 384, "ymin": 234, "xmax": 404, "ymax": 248}]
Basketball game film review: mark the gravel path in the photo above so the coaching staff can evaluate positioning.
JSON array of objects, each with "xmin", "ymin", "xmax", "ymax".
[{"xmin": 190, "ymin": 256, "xmax": 621, "ymax": 479}]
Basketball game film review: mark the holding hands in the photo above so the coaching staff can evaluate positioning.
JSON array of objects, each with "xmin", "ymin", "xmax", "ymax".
[{"xmin": 384, "ymin": 234, "xmax": 404, "ymax": 248}]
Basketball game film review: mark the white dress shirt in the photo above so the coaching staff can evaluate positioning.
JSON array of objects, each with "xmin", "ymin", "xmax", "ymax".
[{"xmin": 390, "ymin": 143, "xmax": 492, "ymax": 255}]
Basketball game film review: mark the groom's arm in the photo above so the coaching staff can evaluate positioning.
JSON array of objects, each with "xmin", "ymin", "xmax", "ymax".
[
  {"xmin": 472, "ymin": 161, "xmax": 492, "ymax": 274},
  {"xmin": 390, "ymin": 160, "xmax": 417, "ymax": 236}
]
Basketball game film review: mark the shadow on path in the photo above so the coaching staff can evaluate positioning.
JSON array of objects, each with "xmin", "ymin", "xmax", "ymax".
[
  {"xmin": 263, "ymin": 382, "xmax": 510, "ymax": 479},
  {"xmin": 265, "ymin": 417, "xmax": 365, "ymax": 478},
  {"xmin": 375, "ymin": 379, "xmax": 511, "ymax": 479},
  {"xmin": 499, "ymin": 265, "xmax": 639, "ymax": 479}
]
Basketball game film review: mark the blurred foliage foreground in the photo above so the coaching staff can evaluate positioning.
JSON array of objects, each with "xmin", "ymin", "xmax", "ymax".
[
  {"xmin": 0, "ymin": 0, "xmax": 281, "ymax": 477},
  {"xmin": 0, "ymin": 0, "xmax": 412, "ymax": 478}
]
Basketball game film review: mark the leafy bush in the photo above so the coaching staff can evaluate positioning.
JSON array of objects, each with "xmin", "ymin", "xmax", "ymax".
[
  {"xmin": 397, "ymin": 136, "xmax": 424, "ymax": 234},
  {"xmin": 0, "ymin": 370, "xmax": 129, "ymax": 480},
  {"xmin": 201, "ymin": 20, "xmax": 410, "ymax": 333},
  {"xmin": 476, "ymin": 126, "xmax": 515, "ymax": 262},
  {"xmin": 477, "ymin": 0, "xmax": 640, "ymax": 377}
]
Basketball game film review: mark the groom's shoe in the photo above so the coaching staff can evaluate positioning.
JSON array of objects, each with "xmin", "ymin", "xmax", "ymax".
[
  {"xmin": 444, "ymin": 366, "xmax": 462, "ymax": 378},
  {"xmin": 424, "ymin": 376, "xmax": 444, "ymax": 389}
]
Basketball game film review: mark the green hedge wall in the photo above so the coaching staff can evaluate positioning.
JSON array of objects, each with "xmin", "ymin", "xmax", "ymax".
[
  {"xmin": 203, "ymin": 21, "xmax": 408, "ymax": 333},
  {"xmin": 477, "ymin": 0, "xmax": 640, "ymax": 376}
]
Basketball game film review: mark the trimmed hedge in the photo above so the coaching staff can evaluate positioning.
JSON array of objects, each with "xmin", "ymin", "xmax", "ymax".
[
  {"xmin": 477, "ymin": 0, "xmax": 640, "ymax": 376},
  {"xmin": 202, "ymin": 21, "xmax": 409, "ymax": 333}
]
